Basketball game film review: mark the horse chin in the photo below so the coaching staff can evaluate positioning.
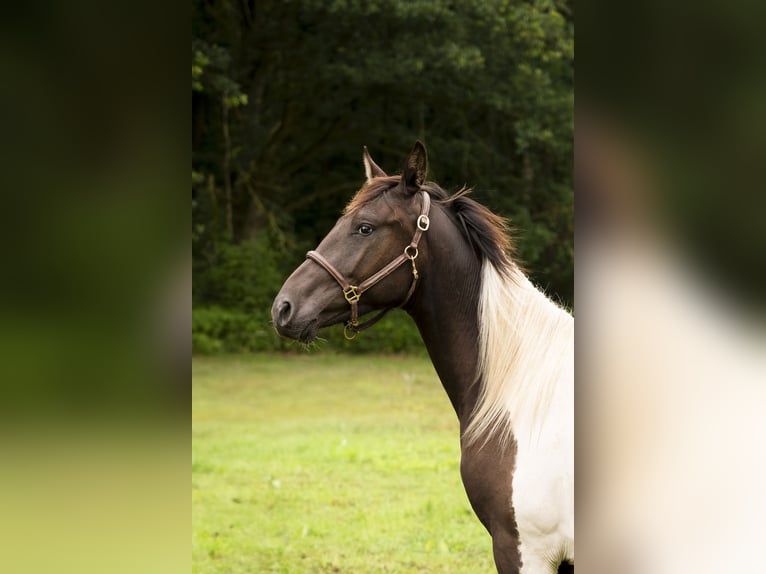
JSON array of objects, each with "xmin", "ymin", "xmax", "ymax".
[
  {"xmin": 297, "ymin": 320, "xmax": 319, "ymax": 344},
  {"xmin": 296, "ymin": 311, "xmax": 349, "ymax": 343},
  {"xmin": 316, "ymin": 310, "xmax": 354, "ymax": 331}
]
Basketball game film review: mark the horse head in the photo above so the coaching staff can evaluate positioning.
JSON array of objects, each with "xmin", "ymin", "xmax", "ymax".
[{"xmin": 272, "ymin": 142, "xmax": 432, "ymax": 343}]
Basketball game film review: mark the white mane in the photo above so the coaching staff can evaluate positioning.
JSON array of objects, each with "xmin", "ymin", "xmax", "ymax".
[{"xmin": 463, "ymin": 261, "xmax": 574, "ymax": 449}]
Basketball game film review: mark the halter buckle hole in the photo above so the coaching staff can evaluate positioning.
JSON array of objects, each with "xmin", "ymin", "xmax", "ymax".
[{"xmin": 417, "ymin": 214, "xmax": 430, "ymax": 231}]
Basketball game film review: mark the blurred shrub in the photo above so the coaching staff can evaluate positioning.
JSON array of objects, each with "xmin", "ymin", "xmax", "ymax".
[
  {"xmin": 192, "ymin": 306, "xmax": 426, "ymax": 355},
  {"xmin": 318, "ymin": 311, "xmax": 427, "ymax": 355},
  {"xmin": 192, "ymin": 306, "xmax": 284, "ymax": 354},
  {"xmin": 193, "ymin": 237, "xmax": 284, "ymax": 313}
]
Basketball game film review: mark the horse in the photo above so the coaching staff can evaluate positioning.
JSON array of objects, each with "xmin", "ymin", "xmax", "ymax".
[{"xmin": 271, "ymin": 142, "xmax": 574, "ymax": 574}]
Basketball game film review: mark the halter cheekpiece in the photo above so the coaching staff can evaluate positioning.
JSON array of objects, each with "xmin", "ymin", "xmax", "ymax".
[{"xmin": 306, "ymin": 191, "xmax": 431, "ymax": 339}]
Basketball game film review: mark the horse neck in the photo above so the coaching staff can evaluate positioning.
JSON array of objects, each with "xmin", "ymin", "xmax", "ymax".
[{"xmin": 406, "ymin": 206, "xmax": 483, "ymax": 426}]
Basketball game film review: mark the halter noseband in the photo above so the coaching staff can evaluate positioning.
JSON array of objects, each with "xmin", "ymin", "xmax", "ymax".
[{"xmin": 306, "ymin": 191, "xmax": 431, "ymax": 339}]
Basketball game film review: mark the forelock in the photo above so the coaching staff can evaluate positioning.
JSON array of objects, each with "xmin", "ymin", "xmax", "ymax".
[{"xmin": 344, "ymin": 176, "xmax": 400, "ymax": 214}]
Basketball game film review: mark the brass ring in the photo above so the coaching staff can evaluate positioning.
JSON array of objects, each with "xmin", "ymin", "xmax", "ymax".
[
  {"xmin": 404, "ymin": 245, "xmax": 418, "ymax": 260},
  {"xmin": 343, "ymin": 323, "xmax": 358, "ymax": 340}
]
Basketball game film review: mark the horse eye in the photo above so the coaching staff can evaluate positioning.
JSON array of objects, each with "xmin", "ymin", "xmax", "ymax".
[{"xmin": 357, "ymin": 223, "xmax": 374, "ymax": 236}]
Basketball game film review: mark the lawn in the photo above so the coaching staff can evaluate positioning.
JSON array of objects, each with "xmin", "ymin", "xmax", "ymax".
[{"xmin": 192, "ymin": 354, "xmax": 495, "ymax": 573}]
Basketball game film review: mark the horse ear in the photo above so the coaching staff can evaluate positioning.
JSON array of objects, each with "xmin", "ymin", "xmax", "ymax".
[
  {"xmin": 401, "ymin": 141, "xmax": 427, "ymax": 193},
  {"xmin": 363, "ymin": 146, "xmax": 387, "ymax": 181}
]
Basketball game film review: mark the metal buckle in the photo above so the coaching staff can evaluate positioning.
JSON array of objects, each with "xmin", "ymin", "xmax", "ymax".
[
  {"xmin": 417, "ymin": 214, "xmax": 430, "ymax": 231},
  {"xmin": 343, "ymin": 286, "xmax": 360, "ymax": 303}
]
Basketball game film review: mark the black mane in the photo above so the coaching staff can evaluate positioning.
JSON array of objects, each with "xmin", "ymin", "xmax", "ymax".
[{"xmin": 422, "ymin": 182, "xmax": 514, "ymax": 275}]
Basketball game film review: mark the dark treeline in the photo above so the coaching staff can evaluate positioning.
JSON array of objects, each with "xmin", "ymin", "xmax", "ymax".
[{"xmin": 192, "ymin": 0, "xmax": 573, "ymax": 353}]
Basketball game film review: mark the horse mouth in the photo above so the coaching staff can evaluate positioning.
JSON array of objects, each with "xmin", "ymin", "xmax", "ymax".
[
  {"xmin": 274, "ymin": 309, "xmax": 353, "ymax": 344},
  {"xmin": 272, "ymin": 317, "xmax": 319, "ymax": 344},
  {"xmin": 298, "ymin": 320, "xmax": 319, "ymax": 343},
  {"xmin": 298, "ymin": 310, "xmax": 354, "ymax": 343}
]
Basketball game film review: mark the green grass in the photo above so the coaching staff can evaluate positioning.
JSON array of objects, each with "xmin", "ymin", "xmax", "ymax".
[{"xmin": 193, "ymin": 354, "xmax": 495, "ymax": 573}]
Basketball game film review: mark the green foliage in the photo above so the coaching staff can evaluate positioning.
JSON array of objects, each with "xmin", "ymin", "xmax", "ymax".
[
  {"xmin": 191, "ymin": 40, "xmax": 248, "ymax": 108},
  {"xmin": 192, "ymin": 307, "xmax": 275, "ymax": 354},
  {"xmin": 198, "ymin": 238, "xmax": 283, "ymax": 312}
]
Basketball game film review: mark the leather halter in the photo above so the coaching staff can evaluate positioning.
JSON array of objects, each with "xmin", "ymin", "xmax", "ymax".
[{"xmin": 306, "ymin": 191, "xmax": 431, "ymax": 339}]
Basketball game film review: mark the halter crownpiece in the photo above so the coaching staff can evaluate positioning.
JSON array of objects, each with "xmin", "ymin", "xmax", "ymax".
[{"xmin": 306, "ymin": 191, "xmax": 431, "ymax": 339}]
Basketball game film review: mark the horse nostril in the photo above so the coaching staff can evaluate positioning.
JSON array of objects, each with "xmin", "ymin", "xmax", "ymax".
[{"xmin": 276, "ymin": 299, "xmax": 292, "ymax": 326}]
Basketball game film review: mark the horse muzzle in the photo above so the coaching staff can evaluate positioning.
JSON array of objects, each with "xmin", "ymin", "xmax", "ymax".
[
  {"xmin": 271, "ymin": 289, "xmax": 349, "ymax": 343},
  {"xmin": 271, "ymin": 295, "xmax": 315, "ymax": 342}
]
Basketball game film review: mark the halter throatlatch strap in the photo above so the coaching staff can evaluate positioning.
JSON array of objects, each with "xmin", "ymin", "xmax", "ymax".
[{"xmin": 306, "ymin": 191, "xmax": 431, "ymax": 339}]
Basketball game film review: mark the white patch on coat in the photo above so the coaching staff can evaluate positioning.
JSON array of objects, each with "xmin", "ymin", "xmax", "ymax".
[{"xmin": 468, "ymin": 261, "xmax": 574, "ymax": 572}]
